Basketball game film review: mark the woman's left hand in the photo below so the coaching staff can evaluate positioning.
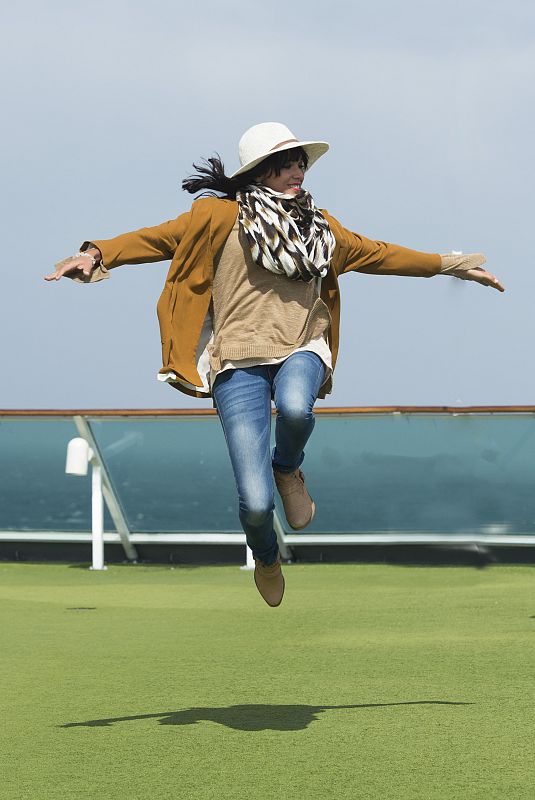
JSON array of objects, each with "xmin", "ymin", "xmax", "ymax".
[
  {"xmin": 439, "ymin": 253, "xmax": 505, "ymax": 292},
  {"xmin": 457, "ymin": 266, "xmax": 505, "ymax": 292}
]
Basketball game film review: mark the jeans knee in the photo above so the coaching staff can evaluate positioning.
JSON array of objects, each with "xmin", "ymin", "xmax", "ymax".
[
  {"xmin": 239, "ymin": 495, "xmax": 273, "ymax": 529},
  {"xmin": 277, "ymin": 398, "xmax": 314, "ymax": 428}
]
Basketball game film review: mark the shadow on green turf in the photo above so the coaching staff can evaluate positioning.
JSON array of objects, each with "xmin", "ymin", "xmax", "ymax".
[{"xmin": 60, "ymin": 701, "xmax": 472, "ymax": 732}]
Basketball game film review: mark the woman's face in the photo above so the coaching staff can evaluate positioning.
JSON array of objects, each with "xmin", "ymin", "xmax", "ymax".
[{"xmin": 256, "ymin": 156, "xmax": 306, "ymax": 195}]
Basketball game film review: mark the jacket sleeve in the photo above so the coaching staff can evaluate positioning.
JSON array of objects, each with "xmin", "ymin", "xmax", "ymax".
[
  {"xmin": 70, "ymin": 210, "xmax": 192, "ymax": 284},
  {"xmin": 325, "ymin": 212, "xmax": 442, "ymax": 278}
]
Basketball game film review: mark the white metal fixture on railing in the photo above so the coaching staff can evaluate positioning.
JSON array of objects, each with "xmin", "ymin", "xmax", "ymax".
[{"xmin": 65, "ymin": 437, "xmax": 106, "ymax": 571}]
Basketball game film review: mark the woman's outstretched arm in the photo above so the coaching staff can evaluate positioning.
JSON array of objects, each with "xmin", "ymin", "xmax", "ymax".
[
  {"xmin": 44, "ymin": 209, "xmax": 192, "ymax": 284},
  {"xmin": 324, "ymin": 213, "xmax": 504, "ymax": 292}
]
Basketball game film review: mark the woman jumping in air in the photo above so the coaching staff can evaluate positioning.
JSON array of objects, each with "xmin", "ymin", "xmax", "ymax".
[{"xmin": 45, "ymin": 122, "xmax": 504, "ymax": 607}]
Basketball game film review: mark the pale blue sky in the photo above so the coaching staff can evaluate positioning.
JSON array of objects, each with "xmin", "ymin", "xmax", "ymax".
[{"xmin": 2, "ymin": 0, "xmax": 533, "ymax": 408}]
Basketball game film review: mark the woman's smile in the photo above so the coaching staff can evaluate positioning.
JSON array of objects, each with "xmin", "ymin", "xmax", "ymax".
[{"xmin": 257, "ymin": 160, "xmax": 306, "ymax": 194}]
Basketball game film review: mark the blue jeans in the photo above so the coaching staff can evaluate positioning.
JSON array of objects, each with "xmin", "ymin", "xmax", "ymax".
[{"xmin": 212, "ymin": 351, "xmax": 326, "ymax": 565}]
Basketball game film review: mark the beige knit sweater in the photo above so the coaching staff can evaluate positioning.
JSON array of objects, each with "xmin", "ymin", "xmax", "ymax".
[{"xmin": 207, "ymin": 221, "xmax": 331, "ymax": 373}]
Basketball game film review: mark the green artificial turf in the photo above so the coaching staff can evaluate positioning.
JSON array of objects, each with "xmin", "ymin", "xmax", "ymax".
[{"xmin": 1, "ymin": 561, "xmax": 534, "ymax": 799}]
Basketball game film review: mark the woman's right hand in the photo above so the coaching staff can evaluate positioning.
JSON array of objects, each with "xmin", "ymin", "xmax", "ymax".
[{"xmin": 44, "ymin": 248, "xmax": 102, "ymax": 282}]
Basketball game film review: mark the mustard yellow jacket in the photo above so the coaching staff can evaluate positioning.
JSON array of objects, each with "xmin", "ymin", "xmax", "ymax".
[{"xmin": 86, "ymin": 197, "xmax": 441, "ymax": 399}]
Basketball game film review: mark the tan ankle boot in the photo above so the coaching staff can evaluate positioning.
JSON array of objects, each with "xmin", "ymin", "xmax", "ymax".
[
  {"xmin": 254, "ymin": 558, "xmax": 285, "ymax": 607},
  {"xmin": 274, "ymin": 468, "xmax": 316, "ymax": 530}
]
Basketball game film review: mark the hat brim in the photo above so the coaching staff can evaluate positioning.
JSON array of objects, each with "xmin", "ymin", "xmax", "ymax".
[{"xmin": 229, "ymin": 140, "xmax": 329, "ymax": 180}]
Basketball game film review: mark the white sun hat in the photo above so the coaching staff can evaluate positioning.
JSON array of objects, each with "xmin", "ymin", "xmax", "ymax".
[{"xmin": 230, "ymin": 122, "xmax": 329, "ymax": 179}]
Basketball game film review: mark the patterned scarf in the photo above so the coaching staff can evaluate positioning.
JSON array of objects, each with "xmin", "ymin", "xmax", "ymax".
[{"xmin": 236, "ymin": 184, "xmax": 335, "ymax": 282}]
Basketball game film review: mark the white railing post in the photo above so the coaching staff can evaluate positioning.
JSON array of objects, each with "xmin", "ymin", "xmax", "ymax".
[
  {"xmin": 73, "ymin": 417, "xmax": 137, "ymax": 563},
  {"xmin": 90, "ymin": 464, "xmax": 107, "ymax": 571}
]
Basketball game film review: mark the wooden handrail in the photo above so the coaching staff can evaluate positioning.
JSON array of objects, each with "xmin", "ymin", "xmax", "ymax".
[{"xmin": 1, "ymin": 406, "xmax": 535, "ymax": 417}]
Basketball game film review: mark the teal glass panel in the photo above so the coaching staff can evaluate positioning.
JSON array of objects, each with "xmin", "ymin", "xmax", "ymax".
[
  {"xmin": 0, "ymin": 419, "xmax": 113, "ymax": 531},
  {"xmin": 297, "ymin": 413, "xmax": 535, "ymax": 534},
  {"xmin": 88, "ymin": 417, "xmax": 239, "ymax": 533},
  {"xmin": 3, "ymin": 413, "xmax": 535, "ymax": 538}
]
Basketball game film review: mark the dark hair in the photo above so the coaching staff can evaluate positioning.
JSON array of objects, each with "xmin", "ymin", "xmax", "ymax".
[{"xmin": 182, "ymin": 146, "xmax": 309, "ymax": 199}]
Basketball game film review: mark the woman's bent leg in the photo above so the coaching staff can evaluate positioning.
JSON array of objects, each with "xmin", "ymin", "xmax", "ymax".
[
  {"xmin": 212, "ymin": 367, "xmax": 278, "ymax": 565},
  {"xmin": 272, "ymin": 351, "xmax": 326, "ymax": 473}
]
